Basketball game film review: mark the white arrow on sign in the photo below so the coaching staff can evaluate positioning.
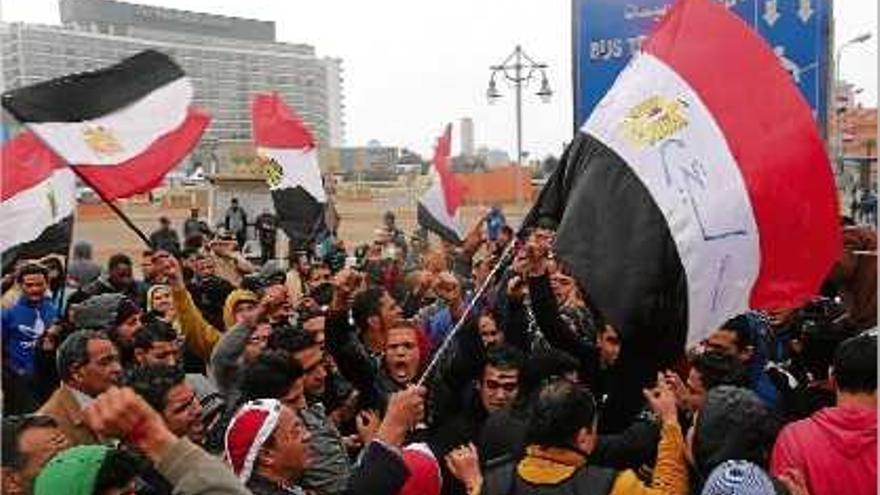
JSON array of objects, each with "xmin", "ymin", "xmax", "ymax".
[
  {"xmin": 798, "ymin": 0, "xmax": 814, "ymax": 23},
  {"xmin": 763, "ymin": 0, "xmax": 781, "ymax": 26}
]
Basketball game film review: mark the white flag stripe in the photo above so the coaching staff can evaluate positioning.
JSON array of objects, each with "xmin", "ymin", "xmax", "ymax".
[
  {"xmin": 583, "ymin": 53, "xmax": 761, "ymax": 345},
  {"xmin": 258, "ymin": 147, "xmax": 327, "ymax": 203},
  {"xmin": 419, "ymin": 179, "xmax": 464, "ymax": 239},
  {"xmin": 26, "ymin": 77, "xmax": 192, "ymax": 165},
  {"xmin": 0, "ymin": 168, "xmax": 75, "ymax": 252}
]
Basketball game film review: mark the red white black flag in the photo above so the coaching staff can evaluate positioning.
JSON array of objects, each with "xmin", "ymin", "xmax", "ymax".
[
  {"xmin": 418, "ymin": 124, "xmax": 466, "ymax": 244},
  {"xmin": 1, "ymin": 50, "xmax": 210, "ymax": 200},
  {"xmin": 251, "ymin": 92, "xmax": 328, "ymax": 247},
  {"xmin": 528, "ymin": 0, "xmax": 841, "ymax": 356},
  {"xmin": 1, "ymin": 132, "xmax": 75, "ymax": 273}
]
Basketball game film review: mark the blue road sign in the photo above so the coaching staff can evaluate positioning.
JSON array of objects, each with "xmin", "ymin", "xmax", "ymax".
[{"xmin": 572, "ymin": 0, "xmax": 830, "ymax": 136}]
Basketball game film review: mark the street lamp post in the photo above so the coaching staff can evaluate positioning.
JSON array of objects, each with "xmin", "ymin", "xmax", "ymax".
[
  {"xmin": 834, "ymin": 33, "xmax": 872, "ymax": 177},
  {"xmin": 487, "ymin": 45, "xmax": 552, "ymax": 205}
]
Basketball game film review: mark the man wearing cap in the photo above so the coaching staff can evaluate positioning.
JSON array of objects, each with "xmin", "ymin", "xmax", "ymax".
[
  {"xmin": 38, "ymin": 330, "xmax": 123, "ymax": 446},
  {"xmin": 224, "ymin": 399, "xmax": 312, "ymax": 495},
  {"xmin": 72, "ymin": 293, "xmax": 143, "ymax": 366}
]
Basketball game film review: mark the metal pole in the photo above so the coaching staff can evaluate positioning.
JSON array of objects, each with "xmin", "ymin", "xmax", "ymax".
[
  {"xmin": 835, "ymin": 45, "xmax": 844, "ymax": 176},
  {"xmin": 514, "ymin": 45, "xmax": 524, "ymax": 207},
  {"xmin": 416, "ymin": 239, "xmax": 517, "ymax": 387}
]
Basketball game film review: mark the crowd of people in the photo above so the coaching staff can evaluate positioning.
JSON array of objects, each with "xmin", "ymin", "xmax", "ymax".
[{"xmin": 1, "ymin": 203, "xmax": 876, "ymax": 495}]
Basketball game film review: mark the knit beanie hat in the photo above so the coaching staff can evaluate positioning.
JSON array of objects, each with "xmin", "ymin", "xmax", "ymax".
[
  {"xmin": 73, "ymin": 293, "xmax": 127, "ymax": 331},
  {"xmin": 33, "ymin": 444, "xmax": 109, "ymax": 495},
  {"xmin": 399, "ymin": 443, "xmax": 442, "ymax": 495},
  {"xmin": 224, "ymin": 399, "xmax": 283, "ymax": 483},
  {"xmin": 701, "ymin": 460, "xmax": 775, "ymax": 495},
  {"xmin": 114, "ymin": 297, "xmax": 141, "ymax": 327}
]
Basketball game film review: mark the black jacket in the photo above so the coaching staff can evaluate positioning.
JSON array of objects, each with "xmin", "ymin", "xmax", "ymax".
[{"xmin": 483, "ymin": 457, "xmax": 617, "ymax": 495}]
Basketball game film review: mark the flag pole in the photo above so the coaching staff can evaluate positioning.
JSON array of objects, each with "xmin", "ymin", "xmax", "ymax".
[
  {"xmin": 68, "ymin": 167, "xmax": 152, "ymax": 247},
  {"xmin": 416, "ymin": 238, "xmax": 517, "ymax": 387}
]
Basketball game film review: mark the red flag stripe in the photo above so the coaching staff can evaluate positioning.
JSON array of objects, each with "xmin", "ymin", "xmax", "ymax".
[
  {"xmin": 72, "ymin": 108, "xmax": 210, "ymax": 200},
  {"xmin": 1, "ymin": 131, "xmax": 65, "ymax": 202},
  {"xmin": 251, "ymin": 92, "xmax": 315, "ymax": 149},
  {"xmin": 432, "ymin": 124, "xmax": 465, "ymax": 216},
  {"xmin": 643, "ymin": 0, "xmax": 841, "ymax": 310}
]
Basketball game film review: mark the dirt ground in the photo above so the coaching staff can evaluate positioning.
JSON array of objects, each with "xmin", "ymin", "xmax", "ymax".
[{"xmin": 73, "ymin": 194, "xmax": 532, "ymax": 268}]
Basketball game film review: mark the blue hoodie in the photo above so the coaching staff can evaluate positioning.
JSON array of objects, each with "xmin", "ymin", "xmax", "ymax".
[{"xmin": 2, "ymin": 295, "xmax": 58, "ymax": 376}]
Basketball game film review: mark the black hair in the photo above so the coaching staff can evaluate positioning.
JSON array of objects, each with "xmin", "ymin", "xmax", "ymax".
[
  {"xmin": 525, "ymin": 380, "xmax": 596, "ymax": 450},
  {"xmin": 126, "ymin": 365, "xmax": 186, "ymax": 412},
  {"xmin": 56, "ymin": 330, "xmax": 110, "ymax": 381},
  {"xmin": 16, "ymin": 262, "xmax": 48, "ymax": 284},
  {"xmin": 833, "ymin": 331, "xmax": 877, "ymax": 394},
  {"xmin": 93, "ymin": 447, "xmax": 148, "ymax": 495},
  {"xmin": 719, "ymin": 315, "xmax": 754, "ymax": 350},
  {"xmin": 268, "ymin": 325, "xmax": 316, "ymax": 354},
  {"xmin": 694, "ymin": 386, "xmax": 780, "ymax": 483},
  {"xmin": 132, "ymin": 319, "xmax": 178, "ymax": 351},
  {"xmin": 520, "ymin": 348, "xmax": 581, "ymax": 399},
  {"xmin": 691, "ymin": 350, "xmax": 750, "ymax": 390},
  {"xmin": 241, "ymin": 350, "xmax": 305, "ymax": 402},
  {"xmin": 108, "ymin": 253, "xmax": 132, "ymax": 271},
  {"xmin": 352, "ymin": 287, "xmax": 385, "ymax": 331},
  {"xmin": 2, "ymin": 415, "xmax": 59, "ymax": 469},
  {"xmin": 484, "ymin": 344, "xmax": 525, "ymax": 375}
]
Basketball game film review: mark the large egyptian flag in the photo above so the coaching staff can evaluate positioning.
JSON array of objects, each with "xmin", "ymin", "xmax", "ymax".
[
  {"xmin": 418, "ymin": 124, "xmax": 466, "ymax": 244},
  {"xmin": 528, "ymin": 0, "xmax": 841, "ymax": 358},
  {"xmin": 1, "ymin": 50, "xmax": 210, "ymax": 200},
  {"xmin": 251, "ymin": 92, "xmax": 328, "ymax": 248},
  {"xmin": 1, "ymin": 131, "xmax": 75, "ymax": 274}
]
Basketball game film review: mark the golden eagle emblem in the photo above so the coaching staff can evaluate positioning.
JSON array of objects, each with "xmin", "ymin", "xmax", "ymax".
[
  {"xmin": 620, "ymin": 96, "xmax": 689, "ymax": 148},
  {"xmin": 82, "ymin": 125, "xmax": 124, "ymax": 155},
  {"xmin": 258, "ymin": 154, "xmax": 284, "ymax": 189}
]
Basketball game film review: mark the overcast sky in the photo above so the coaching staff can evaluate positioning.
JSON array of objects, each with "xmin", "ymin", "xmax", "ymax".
[{"xmin": 2, "ymin": 0, "xmax": 876, "ymax": 158}]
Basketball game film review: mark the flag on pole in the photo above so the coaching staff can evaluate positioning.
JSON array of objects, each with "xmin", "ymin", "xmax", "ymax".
[
  {"xmin": 418, "ymin": 124, "xmax": 466, "ymax": 244},
  {"xmin": 528, "ymin": 0, "xmax": 841, "ymax": 354},
  {"xmin": 251, "ymin": 92, "xmax": 327, "ymax": 248},
  {"xmin": 1, "ymin": 50, "xmax": 210, "ymax": 200},
  {"xmin": 1, "ymin": 131, "xmax": 75, "ymax": 274}
]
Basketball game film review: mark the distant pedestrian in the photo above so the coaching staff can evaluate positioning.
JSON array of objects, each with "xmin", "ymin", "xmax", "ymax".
[
  {"xmin": 149, "ymin": 216, "xmax": 181, "ymax": 255},
  {"xmin": 67, "ymin": 242, "xmax": 101, "ymax": 287},
  {"xmin": 255, "ymin": 209, "xmax": 279, "ymax": 265},
  {"xmin": 225, "ymin": 198, "xmax": 249, "ymax": 248}
]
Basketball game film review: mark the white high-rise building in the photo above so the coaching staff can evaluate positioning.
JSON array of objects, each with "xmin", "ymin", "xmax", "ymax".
[
  {"xmin": 1, "ymin": 0, "xmax": 345, "ymax": 149},
  {"xmin": 460, "ymin": 117, "xmax": 475, "ymax": 157}
]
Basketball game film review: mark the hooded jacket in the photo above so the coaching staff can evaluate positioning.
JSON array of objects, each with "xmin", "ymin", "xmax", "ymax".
[
  {"xmin": 770, "ymin": 404, "xmax": 877, "ymax": 495},
  {"xmin": 223, "ymin": 289, "xmax": 259, "ymax": 330}
]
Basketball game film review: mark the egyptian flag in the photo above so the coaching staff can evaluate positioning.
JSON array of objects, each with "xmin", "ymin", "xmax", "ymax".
[
  {"xmin": 528, "ymin": 0, "xmax": 841, "ymax": 360},
  {"xmin": 1, "ymin": 50, "xmax": 210, "ymax": 200},
  {"xmin": 251, "ymin": 92, "xmax": 327, "ymax": 248},
  {"xmin": 1, "ymin": 131, "xmax": 75, "ymax": 274},
  {"xmin": 418, "ymin": 124, "xmax": 466, "ymax": 244}
]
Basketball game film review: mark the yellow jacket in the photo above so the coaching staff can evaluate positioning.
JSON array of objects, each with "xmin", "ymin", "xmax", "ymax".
[
  {"xmin": 608, "ymin": 421, "xmax": 689, "ymax": 495},
  {"xmin": 171, "ymin": 285, "xmax": 222, "ymax": 361}
]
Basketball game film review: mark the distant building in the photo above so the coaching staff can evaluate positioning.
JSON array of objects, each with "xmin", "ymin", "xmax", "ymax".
[
  {"xmin": 1, "ymin": 0, "xmax": 344, "ymax": 151},
  {"xmin": 320, "ymin": 146, "xmax": 401, "ymax": 180},
  {"xmin": 831, "ymin": 81, "xmax": 877, "ymax": 192},
  {"xmin": 460, "ymin": 117, "xmax": 475, "ymax": 157}
]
